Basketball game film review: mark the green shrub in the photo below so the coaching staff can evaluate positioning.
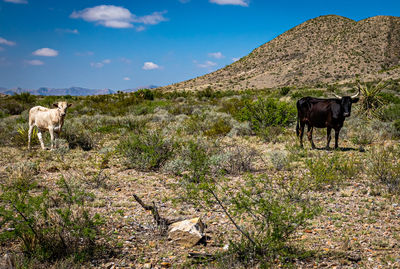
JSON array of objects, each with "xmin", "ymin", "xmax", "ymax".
[
  {"xmin": 62, "ymin": 122, "xmax": 95, "ymax": 151},
  {"xmin": 119, "ymin": 130, "xmax": 174, "ymax": 171},
  {"xmin": 290, "ymin": 89, "xmax": 324, "ymax": 99},
  {"xmin": 182, "ymin": 173, "xmax": 320, "ymax": 267},
  {"xmin": 394, "ymin": 120, "xmax": 400, "ymax": 138},
  {"xmin": 368, "ymin": 146, "xmax": 400, "ymax": 194},
  {"xmin": 279, "ymin": 87, "xmax": 291, "ymax": 96},
  {"xmin": 380, "ymin": 104, "xmax": 400, "ymax": 122},
  {"xmin": 238, "ymin": 98, "xmax": 296, "ymax": 137},
  {"xmin": 269, "ymin": 150, "xmax": 289, "ymax": 171},
  {"xmin": 305, "ymin": 153, "xmax": 358, "ymax": 188},
  {"xmin": 0, "ymin": 175, "xmax": 104, "ymax": 262},
  {"xmin": 12, "ymin": 92, "xmax": 36, "ymax": 104},
  {"xmin": 204, "ymin": 118, "xmax": 232, "ymax": 137}
]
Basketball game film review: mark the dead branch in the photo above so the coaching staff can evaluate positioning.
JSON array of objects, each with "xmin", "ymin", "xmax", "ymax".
[{"xmin": 133, "ymin": 194, "xmax": 173, "ymax": 233}]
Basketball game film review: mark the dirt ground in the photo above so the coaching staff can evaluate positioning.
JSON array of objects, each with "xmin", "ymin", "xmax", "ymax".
[{"xmin": 0, "ymin": 134, "xmax": 399, "ymax": 268}]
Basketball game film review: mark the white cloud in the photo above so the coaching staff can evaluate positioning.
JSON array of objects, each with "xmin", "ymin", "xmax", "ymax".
[
  {"xmin": 32, "ymin": 48, "xmax": 58, "ymax": 57},
  {"xmin": 232, "ymin": 57, "xmax": 240, "ymax": 62},
  {"xmin": 209, "ymin": 0, "xmax": 249, "ymax": 6},
  {"xmin": 135, "ymin": 26, "xmax": 146, "ymax": 32},
  {"xmin": 90, "ymin": 59, "xmax": 111, "ymax": 68},
  {"xmin": 123, "ymin": 77, "xmax": 131, "ymax": 81},
  {"xmin": 132, "ymin": 11, "xmax": 167, "ymax": 25},
  {"xmin": 142, "ymin": 62, "xmax": 159, "ymax": 70},
  {"xmin": 0, "ymin": 37, "xmax": 16, "ymax": 46},
  {"xmin": 197, "ymin": 60, "xmax": 217, "ymax": 68},
  {"xmin": 26, "ymin": 59, "xmax": 44, "ymax": 66},
  {"xmin": 56, "ymin": 28, "xmax": 79, "ymax": 34},
  {"xmin": 70, "ymin": 5, "xmax": 167, "ymax": 29},
  {"xmin": 208, "ymin": 52, "xmax": 224, "ymax": 59},
  {"xmin": 3, "ymin": 0, "xmax": 28, "ymax": 4}
]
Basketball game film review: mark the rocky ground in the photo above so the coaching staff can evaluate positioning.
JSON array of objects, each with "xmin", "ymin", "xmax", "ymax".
[{"xmin": 1, "ymin": 132, "xmax": 399, "ymax": 268}]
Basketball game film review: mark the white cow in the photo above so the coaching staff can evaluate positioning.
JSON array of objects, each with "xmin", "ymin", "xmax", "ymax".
[{"xmin": 28, "ymin": 101, "xmax": 72, "ymax": 150}]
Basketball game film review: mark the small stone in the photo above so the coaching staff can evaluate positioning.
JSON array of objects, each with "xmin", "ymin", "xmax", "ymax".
[
  {"xmin": 168, "ymin": 217, "xmax": 205, "ymax": 247},
  {"xmin": 115, "ymin": 187, "xmax": 122, "ymax": 192}
]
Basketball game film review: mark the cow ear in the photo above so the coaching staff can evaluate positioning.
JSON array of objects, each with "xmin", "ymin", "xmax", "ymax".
[
  {"xmin": 68, "ymin": 103, "xmax": 72, "ymax": 108},
  {"xmin": 53, "ymin": 103, "xmax": 58, "ymax": 108},
  {"xmin": 352, "ymin": 98, "xmax": 360, "ymax": 103}
]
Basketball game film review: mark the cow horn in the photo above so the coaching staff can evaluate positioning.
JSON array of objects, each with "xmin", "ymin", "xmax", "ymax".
[
  {"xmin": 332, "ymin": 92, "xmax": 342, "ymax": 99},
  {"xmin": 351, "ymin": 89, "xmax": 360, "ymax": 99}
]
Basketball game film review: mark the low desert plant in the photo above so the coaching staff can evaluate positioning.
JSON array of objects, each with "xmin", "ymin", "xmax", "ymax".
[
  {"xmin": 181, "ymin": 173, "xmax": 320, "ymax": 267},
  {"xmin": 238, "ymin": 98, "xmax": 296, "ymax": 138},
  {"xmin": 357, "ymin": 81, "xmax": 387, "ymax": 118},
  {"xmin": 0, "ymin": 175, "xmax": 104, "ymax": 262},
  {"xmin": 118, "ymin": 129, "xmax": 174, "ymax": 171},
  {"xmin": 368, "ymin": 146, "xmax": 400, "ymax": 194},
  {"xmin": 305, "ymin": 153, "xmax": 358, "ymax": 189},
  {"xmin": 62, "ymin": 122, "xmax": 95, "ymax": 151}
]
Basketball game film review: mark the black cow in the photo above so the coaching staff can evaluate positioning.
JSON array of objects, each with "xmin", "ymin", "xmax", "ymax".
[{"xmin": 296, "ymin": 90, "xmax": 360, "ymax": 149}]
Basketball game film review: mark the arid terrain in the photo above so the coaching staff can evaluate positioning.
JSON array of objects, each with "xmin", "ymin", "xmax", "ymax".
[{"xmin": 0, "ymin": 82, "xmax": 399, "ymax": 268}]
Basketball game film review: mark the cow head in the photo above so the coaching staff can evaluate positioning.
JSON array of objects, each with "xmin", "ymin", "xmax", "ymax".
[
  {"xmin": 53, "ymin": 101, "xmax": 72, "ymax": 117},
  {"xmin": 332, "ymin": 90, "xmax": 360, "ymax": 117}
]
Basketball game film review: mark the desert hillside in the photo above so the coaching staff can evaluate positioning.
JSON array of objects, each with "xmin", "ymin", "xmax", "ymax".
[{"xmin": 163, "ymin": 15, "xmax": 400, "ymax": 91}]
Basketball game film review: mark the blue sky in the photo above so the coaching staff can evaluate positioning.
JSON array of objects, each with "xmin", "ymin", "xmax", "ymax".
[{"xmin": 0, "ymin": 0, "xmax": 399, "ymax": 90}]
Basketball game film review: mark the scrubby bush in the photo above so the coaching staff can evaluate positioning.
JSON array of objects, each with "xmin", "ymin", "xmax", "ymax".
[
  {"xmin": 210, "ymin": 143, "xmax": 258, "ymax": 175},
  {"xmin": 238, "ymin": 98, "xmax": 296, "ymax": 138},
  {"xmin": 305, "ymin": 153, "xmax": 358, "ymax": 188},
  {"xmin": 0, "ymin": 173, "xmax": 104, "ymax": 262},
  {"xmin": 380, "ymin": 104, "xmax": 400, "ymax": 122},
  {"xmin": 118, "ymin": 129, "xmax": 174, "ymax": 171},
  {"xmin": 269, "ymin": 150, "xmax": 289, "ymax": 171},
  {"xmin": 368, "ymin": 146, "xmax": 400, "ymax": 194},
  {"xmin": 181, "ymin": 172, "xmax": 320, "ymax": 267},
  {"xmin": 62, "ymin": 122, "xmax": 95, "ymax": 151}
]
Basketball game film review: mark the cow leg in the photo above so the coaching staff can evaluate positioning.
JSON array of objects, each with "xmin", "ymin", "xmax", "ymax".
[
  {"xmin": 307, "ymin": 125, "xmax": 316, "ymax": 149},
  {"xmin": 49, "ymin": 127, "xmax": 55, "ymax": 150},
  {"xmin": 37, "ymin": 130, "xmax": 46, "ymax": 150},
  {"xmin": 326, "ymin": 127, "xmax": 332, "ymax": 150},
  {"xmin": 28, "ymin": 124, "xmax": 33, "ymax": 150},
  {"xmin": 299, "ymin": 122, "xmax": 305, "ymax": 148},
  {"xmin": 334, "ymin": 128, "xmax": 340, "ymax": 149}
]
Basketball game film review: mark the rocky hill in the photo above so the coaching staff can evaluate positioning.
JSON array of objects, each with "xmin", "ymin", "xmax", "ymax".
[{"xmin": 163, "ymin": 15, "xmax": 400, "ymax": 91}]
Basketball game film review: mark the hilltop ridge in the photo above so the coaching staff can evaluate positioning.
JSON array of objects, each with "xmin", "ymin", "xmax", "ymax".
[{"xmin": 163, "ymin": 15, "xmax": 400, "ymax": 91}]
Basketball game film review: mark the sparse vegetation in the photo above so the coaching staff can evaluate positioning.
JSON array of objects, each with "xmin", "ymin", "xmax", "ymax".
[{"xmin": 1, "ymin": 82, "xmax": 400, "ymax": 268}]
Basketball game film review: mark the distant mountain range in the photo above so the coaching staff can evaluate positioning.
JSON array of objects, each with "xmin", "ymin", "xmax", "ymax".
[
  {"xmin": 0, "ymin": 85, "xmax": 159, "ymax": 96},
  {"xmin": 163, "ymin": 15, "xmax": 400, "ymax": 91}
]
